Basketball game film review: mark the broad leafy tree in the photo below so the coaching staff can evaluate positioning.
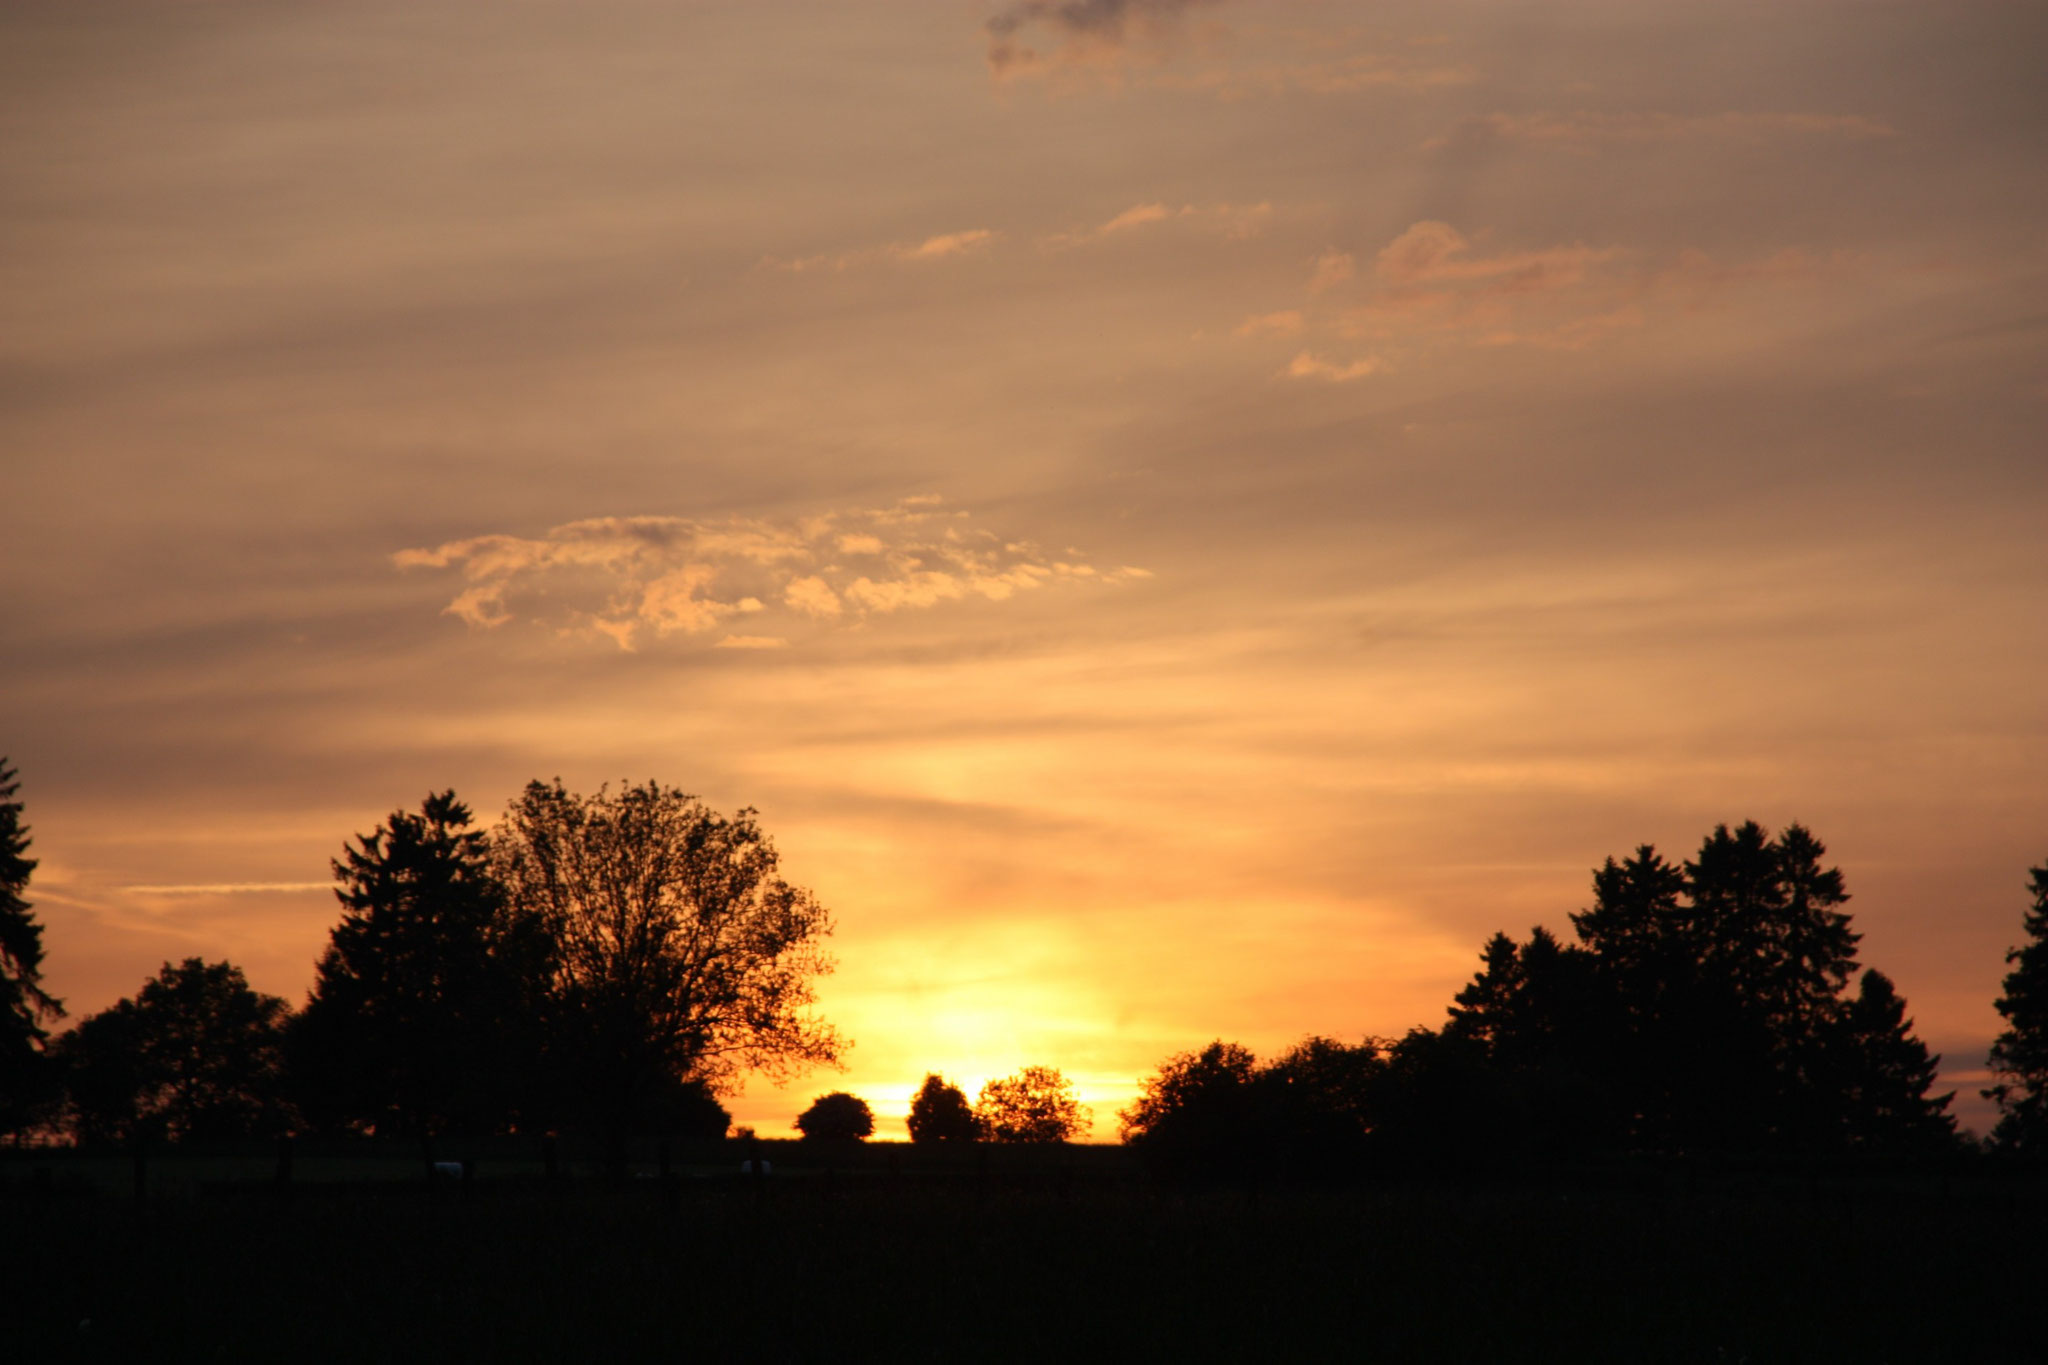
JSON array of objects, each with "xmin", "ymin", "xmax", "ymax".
[
  {"xmin": 1118, "ymin": 1041, "xmax": 1262, "ymax": 1172},
  {"xmin": 292, "ymin": 791, "xmax": 551, "ymax": 1137},
  {"xmin": 1987, "ymin": 859, "xmax": 2048, "ymax": 1152},
  {"xmin": 795, "ymin": 1091, "xmax": 874, "ymax": 1142},
  {"xmin": 975, "ymin": 1065, "xmax": 1090, "ymax": 1143},
  {"xmin": 56, "ymin": 958, "xmax": 291, "ymax": 1143},
  {"xmin": 493, "ymin": 779, "xmax": 842, "ymax": 1139},
  {"xmin": 907, "ymin": 1073, "xmax": 979, "ymax": 1143},
  {"xmin": 0, "ymin": 759, "xmax": 62, "ymax": 1139}
]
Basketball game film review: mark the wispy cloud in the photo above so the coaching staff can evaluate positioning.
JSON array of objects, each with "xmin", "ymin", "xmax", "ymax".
[
  {"xmin": 1285, "ymin": 351, "xmax": 1380, "ymax": 382},
  {"xmin": 1237, "ymin": 221, "xmax": 1860, "ymax": 362},
  {"xmin": 761, "ymin": 228, "xmax": 999, "ymax": 273},
  {"xmin": 1043, "ymin": 200, "xmax": 1272, "ymax": 248},
  {"xmin": 396, "ymin": 498, "xmax": 1150, "ymax": 651},
  {"xmin": 1426, "ymin": 110, "xmax": 1898, "ymax": 152},
  {"xmin": 895, "ymin": 229, "xmax": 998, "ymax": 260},
  {"xmin": 1236, "ymin": 309, "xmax": 1303, "ymax": 338},
  {"xmin": 123, "ymin": 882, "xmax": 331, "ymax": 896}
]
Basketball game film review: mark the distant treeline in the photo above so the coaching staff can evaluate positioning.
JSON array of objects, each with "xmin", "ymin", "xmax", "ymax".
[{"xmin": 3, "ymin": 757, "xmax": 2047, "ymax": 1175}]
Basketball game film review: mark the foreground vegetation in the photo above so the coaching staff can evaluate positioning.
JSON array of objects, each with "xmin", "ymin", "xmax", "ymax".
[{"xmin": 6, "ymin": 1140, "xmax": 2046, "ymax": 1364}]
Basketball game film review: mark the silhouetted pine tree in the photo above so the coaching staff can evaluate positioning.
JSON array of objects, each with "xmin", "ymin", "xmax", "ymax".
[
  {"xmin": 1986, "ymin": 859, "xmax": 2048, "ymax": 1152},
  {"xmin": 1833, "ymin": 968, "xmax": 1954, "ymax": 1150},
  {"xmin": 292, "ymin": 792, "xmax": 552, "ymax": 1137},
  {"xmin": 0, "ymin": 758, "xmax": 62, "ymax": 1139}
]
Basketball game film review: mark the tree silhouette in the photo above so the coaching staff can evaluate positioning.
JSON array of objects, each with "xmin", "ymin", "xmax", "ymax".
[
  {"xmin": 1833, "ymin": 968, "xmax": 1954, "ymax": 1151},
  {"xmin": 976, "ymin": 1065, "xmax": 1090, "ymax": 1143},
  {"xmin": 0, "ymin": 758, "xmax": 62, "ymax": 1139},
  {"xmin": 1987, "ymin": 858, "xmax": 2048, "ymax": 1152},
  {"xmin": 292, "ymin": 792, "xmax": 552, "ymax": 1137},
  {"xmin": 493, "ymin": 779, "xmax": 843, "ymax": 1139},
  {"xmin": 795, "ymin": 1091, "xmax": 874, "ymax": 1142},
  {"xmin": 1118, "ymin": 1041, "xmax": 1262, "ymax": 1175},
  {"xmin": 1449, "ymin": 822, "xmax": 1950, "ymax": 1157},
  {"xmin": 56, "ymin": 958, "xmax": 291, "ymax": 1143},
  {"xmin": 906, "ymin": 1073, "xmax": 978, "ymax": 1143}
]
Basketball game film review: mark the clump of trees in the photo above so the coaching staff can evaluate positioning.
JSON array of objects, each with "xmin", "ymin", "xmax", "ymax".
[
  {"xmin": 1122, "ymin": 822, "xmax": 1963, "ymax": 1179},
  {"xmin": 26, "ymin": 778, "xmax": 837, "ymax": 1146}
]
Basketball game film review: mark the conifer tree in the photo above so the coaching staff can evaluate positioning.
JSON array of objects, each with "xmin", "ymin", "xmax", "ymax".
[
  {"xmin": 1986, "ymin": 859, "xmax": 2048, "ymax": 1152},
  {"xmin": 0, "ymin": 758, "xmax": 62, "ymax": 1138}
]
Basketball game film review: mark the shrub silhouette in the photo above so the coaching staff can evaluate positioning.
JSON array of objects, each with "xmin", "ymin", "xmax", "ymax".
[{"xmin": 796, "ymin": 1091, "xmax": 874, "ymax": 1142}]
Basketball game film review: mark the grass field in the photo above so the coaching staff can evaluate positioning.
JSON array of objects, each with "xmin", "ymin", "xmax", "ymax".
[{"xmin": 5, "ymin": 1143, "xmax": 2042, "ymax": 1363}]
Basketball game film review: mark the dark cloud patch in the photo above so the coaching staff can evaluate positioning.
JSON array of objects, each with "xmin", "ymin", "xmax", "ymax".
[{"xmin": 986, "ymin": 0, "xmax": 1225, "ymax": 74}]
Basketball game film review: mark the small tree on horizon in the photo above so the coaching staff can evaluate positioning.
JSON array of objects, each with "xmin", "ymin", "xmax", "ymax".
[
  {"xmin": 795, "ymin": 1091, "xmax": 874, "ymax": 1142},
  {"xmin": 976, "ymin": 1065, "xmax": 1091, "ymax": 1144},
  {"xmin": 907, "ymin": 1073, "xmax": 979, "ymax": 1143}
]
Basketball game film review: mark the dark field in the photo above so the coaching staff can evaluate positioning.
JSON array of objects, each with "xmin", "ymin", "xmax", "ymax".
[{"xmin": 5, "ymin": 1143, "xmax": 2042, "ymax": 1364}]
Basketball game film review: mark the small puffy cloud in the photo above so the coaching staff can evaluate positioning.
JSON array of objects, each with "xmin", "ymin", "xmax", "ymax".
[
  {"xmin": 396, "ymin": 498, "xmax": 1145, "ymax": 651},
  {"xmin": 1286, "ymin": 351, "xmax": 1381, "ymax": 382}
]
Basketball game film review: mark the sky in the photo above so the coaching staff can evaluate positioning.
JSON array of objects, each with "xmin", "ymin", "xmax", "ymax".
[{"xmin": 5, "ymin": 0, "xmax": 2045, "ymax": 1139}]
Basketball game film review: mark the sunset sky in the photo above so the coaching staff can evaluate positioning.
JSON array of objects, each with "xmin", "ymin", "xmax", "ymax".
[{"xmin": 6, "ymin": 0, "xmax": 2044, "ymax": 1139}]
